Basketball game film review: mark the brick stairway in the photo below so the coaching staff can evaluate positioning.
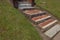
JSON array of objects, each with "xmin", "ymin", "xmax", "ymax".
[{"xmin": 18, "ymin": 2, "xmax": 60, "ymax": 40}]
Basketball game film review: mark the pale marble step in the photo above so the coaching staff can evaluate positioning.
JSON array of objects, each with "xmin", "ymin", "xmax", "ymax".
[
  {"xmin": 19, "ymin": 4, "xmax": 31, "ymax": 6},
  {"xmin": 19, "ymin": 4, "xmax": 32, "ymax": 7},
  {"xmin": 19, "ymin": 7, "xmax": 35, "ymax": 9},
  {"xmin": 18, "ymin": 2, "xmax": 33, "ymax": 9},
  {"xmin": 44, "ymin": 24, "xmax": 60, "ymax": 38},
  {"xmin": 18, "ymin": 2, "xmax": 30, "ymax": 4}
]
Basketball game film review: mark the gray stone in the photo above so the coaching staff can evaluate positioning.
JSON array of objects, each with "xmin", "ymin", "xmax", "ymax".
[{"xmin": 44, "ymin": 24, "xmax": 60, "ymax": 38}]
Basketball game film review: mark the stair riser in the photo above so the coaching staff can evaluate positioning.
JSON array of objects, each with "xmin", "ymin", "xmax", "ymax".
[
  {"xmin": 31, "ymin": 17, "xmax": 52, "ymax": 25},
  {"xmin": 30, "ymin": 13, "xmax": 46, "ymax": 18}
]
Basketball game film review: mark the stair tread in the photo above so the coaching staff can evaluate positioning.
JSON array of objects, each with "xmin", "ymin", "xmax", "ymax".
[
  {"xmin": 32, "ymin": 15, "xmax": 48, "ymax": 20},
  {"xmin": 42, "ymin": 20, "xmax": 58, "ymax": 29},
  {"xmin": 19, "ymin": 4, "xmax": 32, "ymax": 6},
  {"xmin": 24, "ymin": 9, "xmax": 40, "ymax": 13},
  {"xmin": 44, "ymin": 24, "xmax": 60, "ymax": 38},
  {"xmin": 38, "ymin": 19, "xmax": 58, "ymax": 29},
  {"xmin": 19, "ymin": 3, "xmax": 31, "ymax": 5},
  {"xmin": 18, "ymin": 2, "xmax": 33, "ymax": 9},
  {"xmin": 19, "ymin": 7, "xmax": 35, "ymax": 9},
  {"xmin": 23, "ymin": 10, "xmax": 45, "ymax": 15},
  {"xmin": 18, "ymin": 2, "xmax": 31, "ymax": 4},
  {"xmin": 30, "ymin": 11, "xmax": 46, "ymax": 15},
  {"xmin": 32, "ymin": 16, "xmax": 51, "ymax": 22}
]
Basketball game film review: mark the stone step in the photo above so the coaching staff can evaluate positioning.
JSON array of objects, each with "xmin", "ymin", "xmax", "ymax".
[
  {"xmin": 19, "ymin": 4, "xmax": 31, "ymax": 6},
  {"xmin": 44, "ymin": 24, "xmax": 60, "ymax": 38},
  {"xmin": 18, "ymin": 2, "xmax": 31, "ymax": 4},
  {"xmin": 19, "ymin": 7, "xmax": 35, "ymax": 9},
  {"xmin": 19, "ymin": 3, "xmax": 32, "ymax": 7},
  {"xmin": 53, "ymin": 32, "xmax": 60, "ymax": 40},
  {"xmin": 23, "ymin": 9, "xmax": 40, "ymax": 14},
  {"xmin": 18, "ymin": 2, "xmax": 34, "ymax": 9},
  {"xmin": 38, "ymin": 19, "xmax": 58, "ymax": 29}
]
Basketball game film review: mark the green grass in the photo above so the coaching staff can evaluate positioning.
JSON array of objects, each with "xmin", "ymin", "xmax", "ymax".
[
  {"xmin": 0, "ymin": 0, "xmax": 42, "ymax": 40},
  {"xmin": 35, "ymin": 0, "xmax": 60, "ymax": 19}
]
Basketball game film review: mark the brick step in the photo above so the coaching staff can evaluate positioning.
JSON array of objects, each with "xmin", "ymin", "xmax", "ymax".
[
  {"xmin": 44, "ymin": 24, "xmax": 60, "ymax": 38},
  {"xmin": 31, "ymin": 16, "xmax": 52, "ymax": 25},
  {"xmin": 38, "ymin": 19, "xmax": 58, "ymax": 29},
  {"xmin": 23, "ymin": 9, "xmax": 46, "ymax": 16},
  {"xmin": 31, "ymin": 15, "xmax": 51, "ymax": 22}
]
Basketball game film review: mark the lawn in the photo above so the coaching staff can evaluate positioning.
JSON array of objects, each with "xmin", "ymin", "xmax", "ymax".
[
  {"xmin": 35, "ymin": 0, "xmax": 60, "ymax": 19},
  {"xmin": 0, "ymin": 0, "xmax": 42, "ymax": 40}
]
